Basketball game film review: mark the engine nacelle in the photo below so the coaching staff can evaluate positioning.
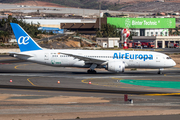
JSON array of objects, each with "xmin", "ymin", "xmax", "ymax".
[{"xmin": 106, "ymin": 61, "xmax": 125, "ymax": 73}]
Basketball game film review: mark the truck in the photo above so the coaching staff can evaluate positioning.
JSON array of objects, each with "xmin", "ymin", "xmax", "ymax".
[
  {"xmin": 147, "ymin": 42, "xmax": 155, "ymax": 48},
  {"xmin": 174, "ymin": 43, "xmax": 179, "ymax": 48},
  {"xmin": 133, "ymin": 42, "xmax": 142, "ymax": 48},
  {"xmin": 168, "ymin": 43, "xmax": 179, "ymax": 48},
  {"xmin": 135, "ymin": 42, "xmax": 155, "ymax": 48}
]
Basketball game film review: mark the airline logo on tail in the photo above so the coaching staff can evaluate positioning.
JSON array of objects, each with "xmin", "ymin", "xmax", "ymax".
[
  {"xmin": 10, "ymin": 23, "xmax": 42, "ymax": 52},
  {"xmin": 18, "ymin": 36, "xmax": 30, "ymax": 45}
]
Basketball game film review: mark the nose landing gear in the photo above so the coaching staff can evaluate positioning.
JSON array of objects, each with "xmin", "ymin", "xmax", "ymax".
[{"xmin": 158, "ymin": 68, "xmax": 164, "ymax": 74}]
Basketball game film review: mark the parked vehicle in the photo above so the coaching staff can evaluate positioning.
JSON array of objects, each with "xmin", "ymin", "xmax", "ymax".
[
  {"xmin": 133, "ymin": 42, "xmax": 142, "ymax": 48},
  {"xmin": 148, "ymin": 42, "xmax": 155, "ymax": 48},
  {"xmin": 174, "ymin": 43, "xmax": 179, "ymax": 48},
  {"xmin": 133, "ymin": 42, "xmax": 154, "ymax": 48},
  {"xmin": 168, "ymin": 43, "xmax": 179, "ymax": 48}
]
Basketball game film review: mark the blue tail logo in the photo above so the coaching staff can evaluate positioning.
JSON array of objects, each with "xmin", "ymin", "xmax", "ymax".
[
  {"xmin": 10, "ymin": 23, "xmax": 42, "ymax": 52},
  {"xmin": 18, "ymin": 36, "xmax": 30, "ymax": 45}
]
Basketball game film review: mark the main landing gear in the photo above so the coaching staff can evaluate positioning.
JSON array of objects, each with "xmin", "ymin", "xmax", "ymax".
[
  {"xmin": 87, "ymin": 63, "xmax": 97, "ymax": 74},
  {"xmin": 158, "ymin": 68, "xmax": 164, "ymax": 75},
  {"xmin": 87, "ymin": 69, "xmax": 97, "ymax": 74}
]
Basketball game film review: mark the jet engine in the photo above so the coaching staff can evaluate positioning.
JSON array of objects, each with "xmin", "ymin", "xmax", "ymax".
[{"xmin": 106, "ymin": 61, "xmax": 125, "ymax": 73}]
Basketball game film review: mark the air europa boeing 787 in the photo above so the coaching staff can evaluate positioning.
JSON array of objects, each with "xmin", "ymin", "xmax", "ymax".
[{"xmin": 10, "ymin": 23, "xmax": 176, "ymax": 74}]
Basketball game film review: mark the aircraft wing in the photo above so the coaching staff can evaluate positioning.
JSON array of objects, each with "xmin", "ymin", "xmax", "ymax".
[{"xmin": 60, "ymin": 52, "xmax": 107, "ymax": 64}]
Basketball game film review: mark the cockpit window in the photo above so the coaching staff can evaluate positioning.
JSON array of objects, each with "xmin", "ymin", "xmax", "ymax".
[{"xmin": 166, "ymin": 57, "xmax": 171, "ymax": 59}]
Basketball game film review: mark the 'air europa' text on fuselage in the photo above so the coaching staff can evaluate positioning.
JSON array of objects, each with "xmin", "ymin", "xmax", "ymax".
[{"xmin": 113, "ymin": 53, "xmax": 153, "ymax": 61}]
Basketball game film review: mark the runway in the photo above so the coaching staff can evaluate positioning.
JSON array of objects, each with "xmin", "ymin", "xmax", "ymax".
[{"xmin": 0, "ymin": 55, "xmax": 180, "ymax": 120}]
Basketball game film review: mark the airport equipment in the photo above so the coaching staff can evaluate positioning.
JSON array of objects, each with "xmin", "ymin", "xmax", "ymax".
[
  {"xmin": 168, "ymin": 43, "xmax": 179, "ymax": 48},
  {"xmin": 140, "ymin": 42, "xmax": 155, "ymax": 48},
  {"xmin": 88, "ymin": 81, "xmax": 92, "ymax": 84},
  {"xmin": 38, "ymin": 27, "xmax": 64, "ymax": 34},
  {"xmin": 129, "ymin": 99, "xmax": 133, "ymax": 104},
  {"xmin": 124, "ymin": 94, "xmax": 128, "ymax": 101},
  {"xmin": 9, "ymin": 23, "xmax": 176, "ymax": 74}
]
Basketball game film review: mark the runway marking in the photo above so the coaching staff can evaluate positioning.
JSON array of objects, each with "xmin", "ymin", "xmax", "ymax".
[
  {"xmin": 14, "ymin": 63, "xmax": 36, "ymax": 70},
  {"xmin": 145, "ymin": 89, "xmax": 161, "ymax": 90},
  {"xmin": 111, "ymin": 77, "xmax": 122, "ymax": 80},
  {"xmin": 82, "ymin": 78, "xmax": 136, "ymax": 89},
  {"xmin": 81, "ymin": 78, "xmax": 106, "ymax": 86},
  {"xmin": 14, "ymin": 64, "xmax": 29, "ymax": 70},
  {"xmin": 144, "ymin": 93, "xmax": 180, "ymax": 96},
  {"xmin": 26, "ymin": 77, "xmax": 40, "ymax": 86},
  {"xmin": 81, "ymin": 79, "xmax": 89, "ymax": 84}
]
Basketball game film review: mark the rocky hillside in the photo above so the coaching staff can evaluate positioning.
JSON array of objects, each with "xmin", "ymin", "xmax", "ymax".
[
  {"xmin": 1, "ymin": 0, "xmax": 180, "ymax": 11},
  {"xmin": 0, "ymin": 0, "xmax": 156, "ymax": 11}
]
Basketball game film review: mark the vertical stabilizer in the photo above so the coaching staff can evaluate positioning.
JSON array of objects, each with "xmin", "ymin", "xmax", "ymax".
[{"xmin": 10, "ymin": 23, "xmax": 42, "ymax": 52}]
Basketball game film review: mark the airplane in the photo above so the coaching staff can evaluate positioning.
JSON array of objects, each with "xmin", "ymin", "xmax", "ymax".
[{"xmin": 10, "ymin": 23, "xmax": 176, "ymax": 74}]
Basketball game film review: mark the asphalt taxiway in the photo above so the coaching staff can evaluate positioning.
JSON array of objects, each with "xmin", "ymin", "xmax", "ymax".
[{"xmin": 0, "ymin": 55, "xmax": 180, "ymax": 120}]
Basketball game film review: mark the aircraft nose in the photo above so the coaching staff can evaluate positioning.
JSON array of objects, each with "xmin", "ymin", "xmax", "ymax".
[{"xmin": 172, "ymin": 60, "xmax": 176, "ymax": 66}]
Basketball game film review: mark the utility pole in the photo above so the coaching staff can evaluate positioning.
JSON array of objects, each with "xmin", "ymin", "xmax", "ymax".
[{"xmin": 99, "ymin": 1, "xmax": 101, "ymax": 31}]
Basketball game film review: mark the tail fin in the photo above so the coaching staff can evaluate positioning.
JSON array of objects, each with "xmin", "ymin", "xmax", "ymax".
[{"xmin": 10, "ymin": 23, "xmax": 42, "ymax": 52}]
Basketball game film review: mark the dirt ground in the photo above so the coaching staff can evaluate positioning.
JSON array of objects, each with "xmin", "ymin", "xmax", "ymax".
[
  {"xmin": 0, "ymin": 94, "xmax": 109, "ymax": 105},
  {"xmin": 169, "ymin": 54, "xmax": 180, "ymax": 68},
  {"xmin": 15, "ymin": 1, "xmax": 66, "ymax": 8},
  {"xmin": 0, "ymin": 94, "xmax": 180, "ymax": 120},
  {"xmin": 0, "ymin": 110, "xmax": 180, "ymax": 120}
]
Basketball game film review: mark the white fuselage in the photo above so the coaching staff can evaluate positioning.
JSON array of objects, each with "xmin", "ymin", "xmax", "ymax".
[{"xmin": 15, "ymin": 49, "xmax": 176, "ymax": 69}]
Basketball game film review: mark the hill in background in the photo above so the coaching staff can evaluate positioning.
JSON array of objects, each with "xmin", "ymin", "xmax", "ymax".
[
  {"xmin": 1, "ymin": 0, "xmax": 180, "ymax": 12},
  {"xmin": 0, "ymin": 0, "xmax": 159, "ymax": 11}
]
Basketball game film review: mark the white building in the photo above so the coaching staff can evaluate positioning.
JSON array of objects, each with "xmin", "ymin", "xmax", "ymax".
[
  {"xmin": 23, "ymin": 18, "xmax": 96, "ymax": 28},
  {"xmin": 96, "ymin": 38, "xmax": 120, "ymax": 48},
  {"xmin": 130, "ymin": 29, "xmax": 169, "ymax": 37}
]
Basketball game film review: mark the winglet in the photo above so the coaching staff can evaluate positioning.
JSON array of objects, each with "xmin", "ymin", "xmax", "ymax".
[{"xmin": 10, "ymin": 23, "xmax": 42, "ymax": 52}]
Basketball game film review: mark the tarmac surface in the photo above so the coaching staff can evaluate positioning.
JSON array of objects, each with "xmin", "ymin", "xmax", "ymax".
[{"xmin": 0, "ymin": 55, "xmax": 180, "ymax": 120}]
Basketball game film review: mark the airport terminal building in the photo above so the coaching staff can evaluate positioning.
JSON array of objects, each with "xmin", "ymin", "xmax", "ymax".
[
  {"xmin": 107, "ymin": 17, "xmax": 180, "ymax": 48},
  {"xmin": 23, "ymin": 17, "xmax": 180, "ymax": 48}
]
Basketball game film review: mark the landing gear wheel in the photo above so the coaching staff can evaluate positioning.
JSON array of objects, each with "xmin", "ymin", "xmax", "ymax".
[
  {"xmin": 158, "ymin": 71, "xmax": 163, "ymax": 75},
  {"xmin": 158, "ymin": 68, "xmax": 163, "ymax": 75},
  {"xmin": 87, "ymin": 70, "xmax": 91, "ymax": 74},
  {"xmin": 87, "ymin": 69, "xmax": 97, "ymax": 74},
  {"xmin": 92, "ymin": 70, "xmax": 96, "ymax": 74}
]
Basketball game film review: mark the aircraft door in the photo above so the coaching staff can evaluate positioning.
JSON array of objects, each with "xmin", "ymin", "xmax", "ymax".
[
  {"xmin": 156, "ymin": 56, "xmax": 160, "ymax": 63},
  {"xmin": 44, "ymin": 53, "xmax": 49, "ymax": 60},
  {"xmin": 156, "ymin": 55, "xmax": 164, "ymax": 66}
]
